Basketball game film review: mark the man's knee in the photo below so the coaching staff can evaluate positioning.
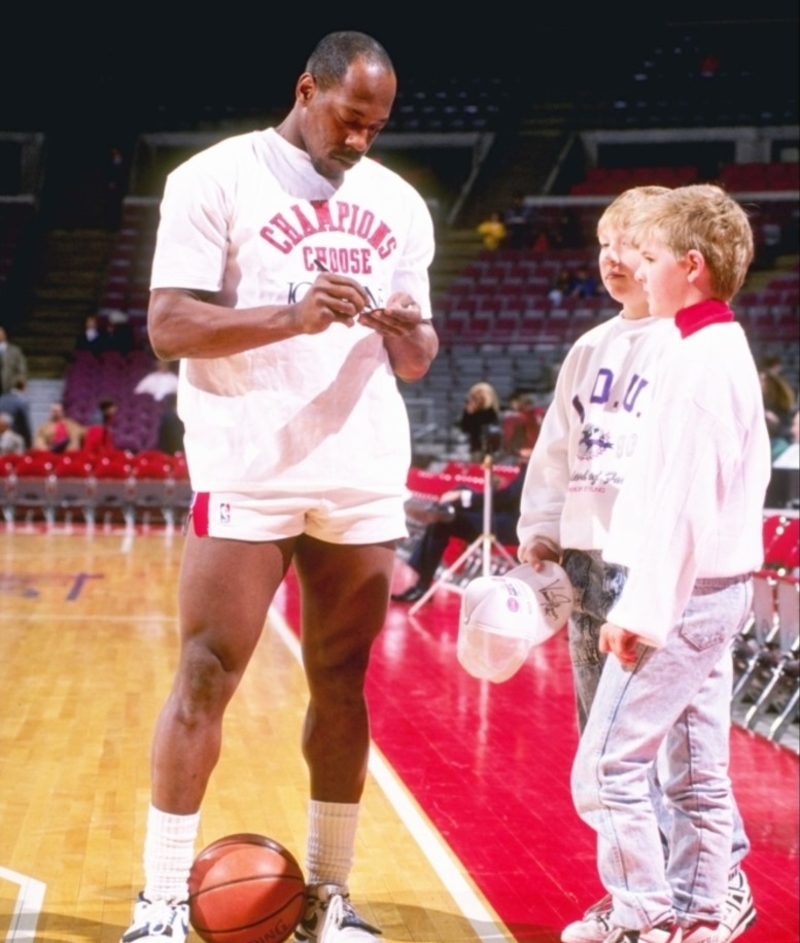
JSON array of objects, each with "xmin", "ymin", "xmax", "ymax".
[{"xmin": 173, "ymin": 642, "xmax": 241, "ymax": 721}]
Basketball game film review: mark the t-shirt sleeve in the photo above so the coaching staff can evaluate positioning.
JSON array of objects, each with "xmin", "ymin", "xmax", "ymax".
[
  {"xmin": 150, "ymin": 158, "xmax": 231, "ymax": 292},
  {"xmin": 389, "ymin": 188, "xmax": 435, "ymax": 320}
]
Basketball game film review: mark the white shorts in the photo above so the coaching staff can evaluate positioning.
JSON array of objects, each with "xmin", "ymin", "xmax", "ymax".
[{"xmin": 189, "ymin": 489, "xmax": 408, "ymax": 545}]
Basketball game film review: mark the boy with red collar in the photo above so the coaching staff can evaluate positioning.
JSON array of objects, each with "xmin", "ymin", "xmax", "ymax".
[{"xmin": 573, "ymin": 185, "xmax": 770, "ymax": 943}]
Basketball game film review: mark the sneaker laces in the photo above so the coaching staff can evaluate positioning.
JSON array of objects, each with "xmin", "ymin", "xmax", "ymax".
[
  {"xmin": 123, "ymin": 897, "xmax": 187, "ymax": 941},
  {"xmin": 326, "ymin": 893, "xmax": 382, "ymax": 936}
]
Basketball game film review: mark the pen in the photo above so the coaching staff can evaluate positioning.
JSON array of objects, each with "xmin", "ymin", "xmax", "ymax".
[{"xmin": 313, "ymin": 259, "xmax": 329, "ymax": 273}]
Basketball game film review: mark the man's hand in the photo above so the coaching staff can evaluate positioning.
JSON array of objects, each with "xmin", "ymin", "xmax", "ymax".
[
  {"xmin": 599, "ymin": 621, "xmax": 641, "ymax": 668},
  {"xmin": 358, "ymin": 292, "xmax": 422, "ymax": 337},
  {"xmin": 295, "ymin": 273, "xmax": 370, "ymax": 333},
  {"xmin": 518, "ymin": 540, "xmax": 560, "ymax": 572},
  {"xmin": 362, "ymin": 291, "xmax": 438, "ymax": 382}
]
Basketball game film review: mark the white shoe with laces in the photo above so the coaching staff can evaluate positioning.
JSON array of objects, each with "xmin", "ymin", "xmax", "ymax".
[
  {"xmin": 561, "ymin": 894, "xmax": 613, "ymax": 942},
  {"xmin": 120, "ymin": 893, "xmax": 189, "ymax": 942},
  {"xmin": 295, "ymin": 883, "xmax": 381, "ymax": 943}
]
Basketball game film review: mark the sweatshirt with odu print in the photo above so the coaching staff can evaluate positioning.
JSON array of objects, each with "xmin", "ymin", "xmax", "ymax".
[
  {"xmin": 518, "ymin": 313, "xmax": 677, "ymax": 555},
  {"xmin": 604, "ymin": 301, "xmax": 771, "ymax": 648},
  {"xmin": 150, "ymin": 128, "xmax": 434, "ymax": 494}
]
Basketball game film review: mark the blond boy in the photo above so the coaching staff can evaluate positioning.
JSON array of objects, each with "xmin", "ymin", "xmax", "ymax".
[{"xmin": 572, "ymin": 185, "xmax": 770, "ymax": 942}]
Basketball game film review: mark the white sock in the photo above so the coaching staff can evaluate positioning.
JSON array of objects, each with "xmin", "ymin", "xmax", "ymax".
[
  {"xmin": 306, "ymin": 801, "xmax": 359, "ymax": 888},
  {"xmin": 143, "ymin": 804, "xmax": 201, "ymax": 903}
]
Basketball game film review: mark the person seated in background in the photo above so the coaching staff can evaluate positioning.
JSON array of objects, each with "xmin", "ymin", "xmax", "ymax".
[
  {"xmin": 476, "ymin": 211, "xmax": 507, "ymax": 251},
  {"xmin": 34, "ymin": 401, "xmax": 85, "ymax": 453},
  {"xmin": 0, "ymin": 325, "xmax": 28, "ymax": 394},
  {"xmin": 0, "ymin": 412, "xmax": 24, "ymax": 455},
  {"xmin": 759, "ymin": 354, "xmax": 797, "ymax": 460},
  {"xmin": 0, "ymin": 379, "xmax": 33, "ymax": 448},
  {"xmin": 503, "ymin": 195, "xmax": 533, "ymax": 249},
  {"xmin": 547, "ymin": 267, "xmax": 573, "ymax": 305},
  {"xmin": 567, "ymin": 263, "xmax": 601, "ymax": 299},
  {"xmin": 773, "ymin": 407, "xmax": 799, "ymax": 470},
  {"xmin": 84, "ymin": 398, "xmax": 118, "ymax": 453},
  {"xmin": 459, "ymin": 381, "xmax": 501, "ymax": 461},
  {"xmin": 74, "ymin": 314, "xmax": 107, "ymax": 357},
  {"xmin": 392, "ymin": 449, "xmax": 530, "ymax": 603},
  {"xmin": 499, "ymin": 393, "xmax": 541, "ymax": 458},
  {"xmin": 156, "ymin": 393, "xmax": 185, "ymax": 455},
  {"xmin": 134, "ymin": 360, "xmax": 179, "ymax": 401}
]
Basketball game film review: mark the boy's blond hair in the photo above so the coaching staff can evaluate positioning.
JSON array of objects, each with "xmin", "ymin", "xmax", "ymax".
[
  {"xmin": 628, "ymin": 184, "xmax": 754, "ymax": 301},
  {"xmin": 597, "ymin": 185, "xmax": 671, "ymax": 236}
]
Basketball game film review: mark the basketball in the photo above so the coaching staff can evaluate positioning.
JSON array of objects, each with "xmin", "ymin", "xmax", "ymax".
[{"xmin": 188, "ymin": 833, "xmax": 307, "ymax": 943}]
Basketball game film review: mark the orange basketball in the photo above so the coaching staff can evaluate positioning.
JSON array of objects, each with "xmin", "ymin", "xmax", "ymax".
[{"xmin": 188, "ymin": 833, "xmax": 306, "ymax": 943}]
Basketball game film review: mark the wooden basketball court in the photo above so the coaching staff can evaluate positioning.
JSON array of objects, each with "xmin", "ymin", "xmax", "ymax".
[{"xmin": 0, "ymin": 527, "xmax": 797, "ymax": 942}]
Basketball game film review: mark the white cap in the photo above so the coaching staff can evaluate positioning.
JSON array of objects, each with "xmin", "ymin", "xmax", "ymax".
[{"xmin": 457, "ymin": 562, "xmax": 574, "ymax": 683}]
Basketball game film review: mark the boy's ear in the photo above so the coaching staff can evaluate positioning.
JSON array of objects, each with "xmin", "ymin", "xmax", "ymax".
[{"xmin": 685, "ymin": 249, "xmax": 707, "ymax": 284}]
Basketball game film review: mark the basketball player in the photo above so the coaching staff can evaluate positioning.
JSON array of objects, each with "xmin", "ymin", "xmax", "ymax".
[
  {"xmin": 121, "ymin": 31, "xmax": 437, "ymax": 943},
  {"xmin": 517, "ymin": 188, "xmax": 756, "ymax": 943}
]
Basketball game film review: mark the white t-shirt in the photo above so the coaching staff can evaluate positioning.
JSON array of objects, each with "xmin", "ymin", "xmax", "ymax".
[
  {"xmin": 518, "ymin": 313, "xmax": 677, "ymax": 554},
  {"xmin": 604, "ymin": 316, "xmax": 771, "ymax": 647},
  {"xmin": 150, "ymin": 129, "xmax": 434, "ymax": 493}
]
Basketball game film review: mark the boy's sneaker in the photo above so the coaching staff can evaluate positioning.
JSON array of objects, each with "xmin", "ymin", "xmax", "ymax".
[
  {"xmin": 602, "ymin": 920, "xmax": 682, "ymax": 942},
  {"xmin": 120, "ymin": 892, "xmax": 189, "ymax": 942},
  {"xmin": 295, "ymin": 883, "xmax": 382, "ymax": 943},
  {"xmin": 561, "ymin": 893, "xmax": 613, "ymax": 942},
  {"xmin": 715, "ymin": 868, "xmax": 756, "ymax": 941},
  {"xmin": 681, "ymin": 922, "xmax": 725, "ymax": 942}
]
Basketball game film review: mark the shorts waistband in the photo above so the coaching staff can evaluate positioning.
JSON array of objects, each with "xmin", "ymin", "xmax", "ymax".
[{"xmin": 693, "ymin": 573, "xmax": 751, "ymax": 594}]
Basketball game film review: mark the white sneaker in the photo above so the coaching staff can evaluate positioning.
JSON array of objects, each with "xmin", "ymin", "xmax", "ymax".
[
  {"xmin": 602, "ymin": 921, "xmax": 682, "ymax": 942},
  {"xmin": 120, "ymin": 892, "xmax": 189, "ymax": 942},
  {"xmin": 295, "ymin": 883, "xmax": 381, "ymax": 943},
  {"xmin": 717, "ymin": 868, "xmax": 756, "ymax": 941},
  {"xmin": 561, "ymin": 894, "xmax": 613, "ymax": 942}
]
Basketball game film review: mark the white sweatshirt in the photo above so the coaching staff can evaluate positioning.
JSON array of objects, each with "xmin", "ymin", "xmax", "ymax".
[
  {"xmin": 518, "ymin": 313, "xmax": 677, "ymax": 554},
  {"xmin": 604, "ymin": 302, "xmax": 771, "ymax": 647}
]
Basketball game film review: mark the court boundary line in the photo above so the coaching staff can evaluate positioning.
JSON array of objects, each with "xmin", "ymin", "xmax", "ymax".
[
  {"xmin": 268, "ymin": 606, "xmax": 511, "ymax": 943},
  {"xmin": 0, "ymin": 866, "xmax": 45, "ymax": 943}
]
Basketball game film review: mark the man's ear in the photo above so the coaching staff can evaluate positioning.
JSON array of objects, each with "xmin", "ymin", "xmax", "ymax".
[{"xmin": 296, "ymin": 72, "xmax": 317, "ymax": 105}]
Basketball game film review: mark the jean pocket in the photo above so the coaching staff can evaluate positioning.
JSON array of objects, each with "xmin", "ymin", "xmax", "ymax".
[{"xmin": 677, "ymin": 584, "xmax": 746, "ymax": 652}]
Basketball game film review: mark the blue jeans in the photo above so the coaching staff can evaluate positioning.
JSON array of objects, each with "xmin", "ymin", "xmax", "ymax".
[{"xmin": 571, "ymin": 576, "xmax": 753, "ymax": 930}]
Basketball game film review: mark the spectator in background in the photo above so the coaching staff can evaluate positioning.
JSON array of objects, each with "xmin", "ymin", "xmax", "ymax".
[
  {"xmin": 548, "ymin": 267, "xmax": 573, "ymax": 305},
  {"xmin": 0, "ymin": 379, "xmax": 33, "ymax": 448},
  {"xmin": 84, "ymin": 398, "xmax": 118, "ymax": 453},
  {"xmin": 156, "ymin": 393, "xmax": 185, "ymax": 455},
  {"xmin": 34, "ymin": 402, "xmax": 85, "ymax": 453},
  {"xmin": 503, "ymin": 194, "xmax": 532, "ymax": 249},
  {"xmin": 459, "ymin": 381, "xmax": 501, "ymax": 460},
  {"xmin": 392, "ymin": 449, "xmax": 530, "ymax": 603},
  {"xmin": 103, "ymin": 310, "xmax": 136, "ymax": 355},
  {"xmin": 0, "ymin": 412, "xmax": 24, "ymax": 455},
  {"xmin": 75, "ymin": 314, "xmax": 107, "ymax": 357},
  {"xmin": 772, "ymin": 407, "xmax": 800, "ymax": 469},
  {"xmin": 0, "ymin": 325, "xmax": 27, "ymax": 394},
  {"xmin": 476, "ymin": 211, "xmax": 507, "ymax": 251},
  {"xmin": 567, "ymin": 264, "xmax": 601, "ymax": 299},
  {"xmin": 758, "ymin": 354, "xmax": 797, "ymax": 429},
  {"xmin": 134, "ymin": 360, "xmax": 180, "ymax": 401},
  {"xmin": 499, "ymin": 393, "xmax": 541, "ymax": 458}
]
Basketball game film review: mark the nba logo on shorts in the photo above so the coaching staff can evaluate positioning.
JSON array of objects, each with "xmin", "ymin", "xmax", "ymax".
[{"xmin": 219, "ymin": 502, "xmax": 231, "ymax": 524}]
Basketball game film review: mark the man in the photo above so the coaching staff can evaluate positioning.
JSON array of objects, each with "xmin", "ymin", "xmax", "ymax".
[
  {"xmin": 0, "ymin": 379, "xmax": 33, "ymax": 448},
  {"xmin": 392, "ymin": 453, "xmax": 528, "ymax": 603},
  {"xmin": 0, "ymin": 326, "xmax": 27, "ymax": 394},
  {"xmin": 121, "ymin": 31, "xmax": 437, "ymax": 943},
  {"xmin": 83, "ymin": 398, "xmax": 117, "ymax": 453},
  {"xmin": 33, "ymin": 401, "xmax": 85, "ymax": 453},
  {"xmin": 0, "ymin": 411, "xmax": 24, "ymax": 454}
]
